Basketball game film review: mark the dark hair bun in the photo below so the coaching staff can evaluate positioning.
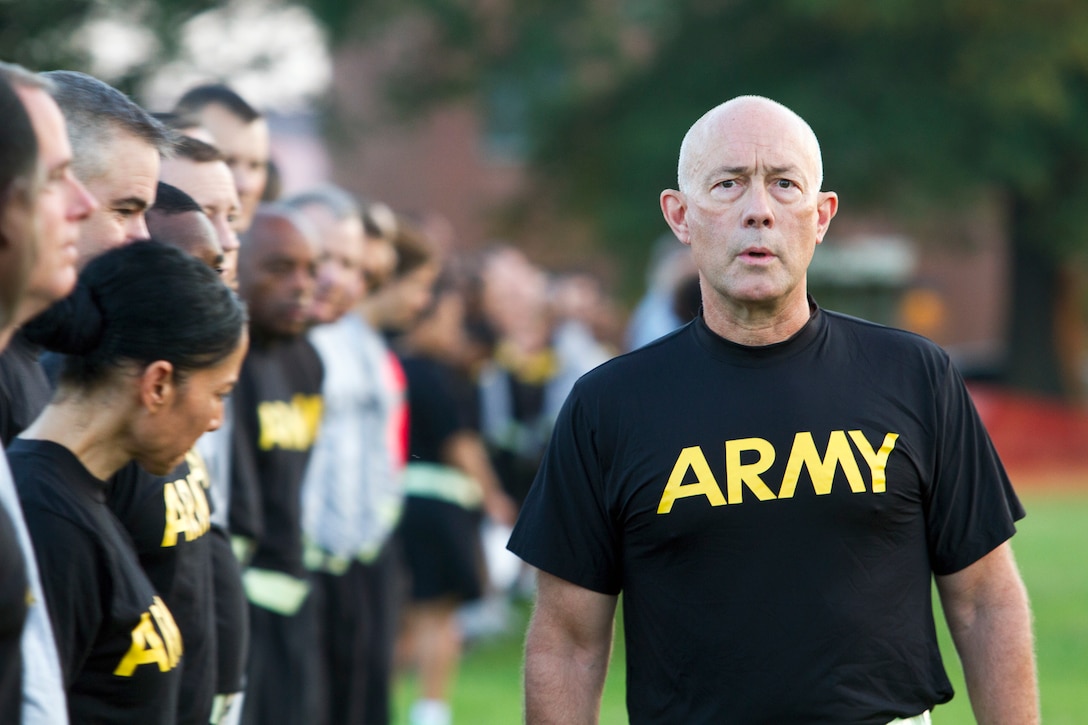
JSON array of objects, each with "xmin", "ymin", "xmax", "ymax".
[{"xmin": 22, "ymin": 281, "xmax": 105, "ymax": 355}]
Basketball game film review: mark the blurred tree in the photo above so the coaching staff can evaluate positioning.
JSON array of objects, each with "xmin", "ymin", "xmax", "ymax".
[
  {"xmin": 0, "ymin": 0, "xmax": 220, "ymax": 94},
  {"xmin": 309, "ymin": 0, "xmax": 1088, "ymax": 397}
]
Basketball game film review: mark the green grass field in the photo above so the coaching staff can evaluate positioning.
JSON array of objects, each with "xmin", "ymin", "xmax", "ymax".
[{"xmin": 394, "ymin": 491, "xmax": 1088, "ymax": 724}]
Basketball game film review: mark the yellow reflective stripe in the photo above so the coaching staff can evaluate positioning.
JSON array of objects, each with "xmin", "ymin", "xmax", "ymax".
[
  {"xmin": 302, "ymin": 539, "xmax": 352, "ymax": 575},
  {"xmin": 242, "ymin": 568, "xmax": 311, "ymax": 615},
  {"xmin": 402, "ymin": 462, "xmax": 483, "ymax": 509}
]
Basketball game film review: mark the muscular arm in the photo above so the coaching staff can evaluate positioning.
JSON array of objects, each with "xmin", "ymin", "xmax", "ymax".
[
  {"xmin": 524, "ymin": 571, "xmax": 618, "ymax": 725},
  {"xmin": 935, "ymin": 541, "xmax": 1039, "ymax": 725}
]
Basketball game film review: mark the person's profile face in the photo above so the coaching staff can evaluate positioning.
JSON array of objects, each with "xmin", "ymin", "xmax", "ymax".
[
  {"xmin": 136, "ymin": 330, "xmax": 247, "ymax": 475},
  {"xmin": 146, "ymin": 209, "xmax": 224, "ymax": 275},
  {"xmin": 239, "ymin": 218, "xmax": 317, "ymax": 337},
  {"xmin": 77, "ymin": 130, "xmax": 159, "ymax": 267},
  {"xmin": 15, "ymin": 87, "xmax": 96, "ymax": 319},
  {"xmin": 387, "ymin": 261, "xmax": 440, "ymax": 331},
  {"xmin": 309, "ymin": 212, "xmax": 366, "ymax": 325},
  {"xmin": 159, "ymin": 157, "xmax": 241, "ymax": 288},
  {"xmin": 197, "ymin": 104, "xmax": 269, "ymax": 233}
]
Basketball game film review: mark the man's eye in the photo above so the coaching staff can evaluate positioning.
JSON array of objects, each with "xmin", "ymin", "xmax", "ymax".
[
  {"xmin": 776, "ymin": 179, "xmax": 795, "ymax": 189},
  {"xmin": 719, "ymin": 180, "xmax": 736, "ymax": 189}
]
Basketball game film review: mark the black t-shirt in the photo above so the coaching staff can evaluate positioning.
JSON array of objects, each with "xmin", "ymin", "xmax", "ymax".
[
  {"xmin": 108, "ymin": 453, "xmax": 216, "ymax": 725},
  {"xmin": 508, "ymin": 307, "xmax": 1025, "ymax": 724},
  {"xmin": 9, "ymin": 439, "xmax": 182, "ymax": 725},
  {"xmin": 0, "ymin": 502, "xmax": 27, "ymax": 724},
  {"xmin": 400, "ymin": 354, "xmax": 475, "ymax": 463},
  {"xmin": 0, "ymin": 332, "xmax": 51, "ymax": 446},
  {"xmin": 230, "ymin": 335, "xmax": 323, "ymax": 577}
]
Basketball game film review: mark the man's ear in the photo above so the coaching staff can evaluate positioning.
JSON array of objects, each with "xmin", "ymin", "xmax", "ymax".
[
  {"xmin": 139, "ymin": 360, "xmax": 176, "ymax": 412},
  {"xmin": 660, "ymin": 189, "xmax": 691, "ymax": 246},
  {"xmin": 814, "ymin": 191, "xmax": 838, "ymax": 245}
]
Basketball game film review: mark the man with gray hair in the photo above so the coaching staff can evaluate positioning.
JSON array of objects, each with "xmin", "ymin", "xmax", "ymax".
[
  {"xmin": 41, "ymin": 70, "xmax": 172, "ymax": 267},
  {"xmin": 1, "ymin": 69, "xmax": 169, "ymax": 456},
  {"xmin": 0, "ymin": 60, "xmax": 96, "ymax": 725}
]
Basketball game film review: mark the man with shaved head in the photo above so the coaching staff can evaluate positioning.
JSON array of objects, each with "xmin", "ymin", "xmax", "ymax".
[
  {"xmin": 147, "ymin": 181, "xmax": 224, "ymax": 272},
  {"xmin": 231, "ymin": 205, "xmax": 323, "ymax": 725},
  {"xmin": 508, "ymin": 96, "xmax": 1038, "ymax": 724}
]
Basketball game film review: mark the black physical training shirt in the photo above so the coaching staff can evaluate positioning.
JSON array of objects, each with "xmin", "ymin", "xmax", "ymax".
[
  {"xmin": 230, "ymin": 335, "xmax": 323, "ymax": 578},
  {"xmin": 9, "ymin": 439, "xmax": 182, "ymax": 725},
  {"xmin": 508, "ymin": 306, "xmax": 1024, "ymax": 724},
  {"xmin": 108, "ymin": 453, "xmax": 216, "ymax": 725},
  {"xmin": 400, "ymin": 354, "xmax": 473, "ymax": 463}
]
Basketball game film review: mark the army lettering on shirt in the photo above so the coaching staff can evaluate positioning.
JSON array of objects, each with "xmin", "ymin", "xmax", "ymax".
[
  {"xmin": 114, "ymin": 595, "xmax": 183, "ymax": 676},
  {"xmin": 161, "ymin": 450, "xmax": 213, "ymax": 547},
  {"xmin": 658, "ymin": 429, "xmax": 900, "ymax": 512},
  {"xmin": 257, "ymin": 394, "xmax": 322, "ymax": 452},
  {"xmin": 109, "ymin": 449, "xmax": 217, "ymax": 725}
]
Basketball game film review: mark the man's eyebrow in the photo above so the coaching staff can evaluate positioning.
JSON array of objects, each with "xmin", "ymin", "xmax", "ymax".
[
  {"xmin": 703, "ymin": 164, "xmax": 804, "ymax": 183},
  {"xmin": 112, "ymin": 196, "xmax": 151, "ymax": 210}
]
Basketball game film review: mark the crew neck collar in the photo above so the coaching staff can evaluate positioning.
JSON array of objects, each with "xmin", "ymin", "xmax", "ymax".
[{"xmin": 691, "ymin": 296, "xmax": 826, "ymax": 366}]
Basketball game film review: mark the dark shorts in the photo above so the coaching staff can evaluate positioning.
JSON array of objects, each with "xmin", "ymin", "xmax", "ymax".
[{"xmin": 398, "ymin": 496, "xmax": 484, "ymax": 603}]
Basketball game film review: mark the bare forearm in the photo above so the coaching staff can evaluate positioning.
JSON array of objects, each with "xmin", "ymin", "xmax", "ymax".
[
  {"xmin": 524, "ymin": 618, "xmax": 612, "ymax": 724},
  {"xmin": 947, "ymin": 593, "xmax": 1038, "ymax": 724},
  {"xmin": 939, "ymin": 545, "xmax": 1039, "ymax": 724}
]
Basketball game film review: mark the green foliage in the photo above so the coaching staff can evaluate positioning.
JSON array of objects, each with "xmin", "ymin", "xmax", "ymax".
[
  {"xmin": 1, "ymin": 0, "xmax": 220, "ymax": 93},
  {"xmin": 317, "ymin": 0, "xmax": 1088, "ymax": 287}
]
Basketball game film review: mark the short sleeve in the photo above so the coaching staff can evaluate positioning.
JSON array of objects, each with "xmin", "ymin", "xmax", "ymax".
[
  {"xmin": 507, "ymin": 385, "xmax": 621, "ymax": 594},
  {"xmin": 925, "ymin": 361, "xmax": 1024, "ymax": 574}
]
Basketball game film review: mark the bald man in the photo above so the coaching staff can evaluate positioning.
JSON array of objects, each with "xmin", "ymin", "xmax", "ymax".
[
  {"xmin": 147, "ymin": 182, "xmax": 224, "ymax": 272},
  {"xmin": 231, "ymin": 205, "xmax": 323, "ymax": 725},
  {"xmin": 508, "ymin": 96, "xmax": 1037, "ymax": 724}
]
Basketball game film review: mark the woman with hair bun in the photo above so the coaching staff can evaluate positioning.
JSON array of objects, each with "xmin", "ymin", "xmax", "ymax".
[{"xmin": 7, "ymin": 240, "xmax": 248, "ymax": 725}]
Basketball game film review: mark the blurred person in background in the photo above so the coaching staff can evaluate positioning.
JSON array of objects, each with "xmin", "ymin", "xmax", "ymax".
[
  {"xmin": 547, "ymin": 270, "xmax": 617, "ymax": 403},
  {"xmin": 174, "ymin": 84, "xmax": 269, "ymax": 232},
  {"xmin": 232, "ymin": 205, "xmax": 324, "ymax": 725},
  {"xmin": 159, "ymin": 136, "xmax": 242, "ymax": 288},
  {"xmin": 0, "ymin": 61, "xmax": 95, "ymax": 725},
  {"xmin": 10, "ymin": 241, "xmax": 247, "ymax": 725},
  {"xmin": 624, "ymin": 234, "xmax": 696, "ymax": 351},
  {"xmin": 393, "ymin": 265, "xmax": 517, "ymax": 725},
  {"xmin": 285, "ymin": 184, "xmax": 385, "ymax": 725}
]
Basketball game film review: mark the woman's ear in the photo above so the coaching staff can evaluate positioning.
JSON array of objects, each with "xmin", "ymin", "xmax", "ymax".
[{"xmin": 139, "ymin": 360, "xmax": 176, "ymax": 411}]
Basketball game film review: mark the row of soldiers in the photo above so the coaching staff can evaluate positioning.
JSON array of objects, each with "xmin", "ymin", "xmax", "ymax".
[{"xmin": 0, "ymin": 61, "xmax": 614, "ymax": 725}]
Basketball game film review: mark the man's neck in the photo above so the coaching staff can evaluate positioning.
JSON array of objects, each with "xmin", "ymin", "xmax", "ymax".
[{"xmin": 701, "ymin": 292, "xmax": 813, "ymax": 347}]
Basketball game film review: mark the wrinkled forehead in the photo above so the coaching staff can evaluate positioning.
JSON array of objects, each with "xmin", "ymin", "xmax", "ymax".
[{"xmin": 679, "ymin": 98, "xmax": 823, "ymax": 190}]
